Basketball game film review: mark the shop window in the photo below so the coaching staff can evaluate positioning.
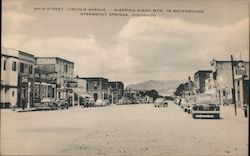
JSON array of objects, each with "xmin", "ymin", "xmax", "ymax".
[{"xmin": 12, "ymin": 61, "xmax": 17, "ymax": 71}]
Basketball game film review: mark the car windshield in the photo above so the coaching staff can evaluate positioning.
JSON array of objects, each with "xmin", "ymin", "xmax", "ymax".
[
  {"xmin": 196, "ymin": 94, "xmax": 216, "ymax": 104},
  {"xmin": 41, "ymin": 98, "xmax": 53, "ymax": 103},
  {"xmin": 155, "ymin": 98, "xmax": 165, "ymax": 102}
]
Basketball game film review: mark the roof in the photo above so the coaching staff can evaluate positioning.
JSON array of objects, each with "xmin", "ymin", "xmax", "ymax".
[
  {"xmin": 194, "ymin": 70, "xmax": 212, "ymax": 75},
  {"xmin": 79, "ymin": 77, "xmax": 108, "ymax": 81},
  {"xmin": 36, "ymin": 57, "xmax": 74, "ymax": 64}
]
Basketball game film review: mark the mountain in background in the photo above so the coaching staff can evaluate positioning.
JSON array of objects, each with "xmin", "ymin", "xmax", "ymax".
[{"xmin": 126, "ymin": 80, "xmax": 186, "ymax": 96}]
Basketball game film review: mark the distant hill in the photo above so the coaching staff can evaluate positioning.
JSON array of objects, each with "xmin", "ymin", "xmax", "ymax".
[{"xmin": 126, "ymin": 80, "xmax": 185, "ymax": 96}]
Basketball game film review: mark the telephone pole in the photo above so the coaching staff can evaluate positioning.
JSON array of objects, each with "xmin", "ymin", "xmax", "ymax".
[{"xmin": 230, "ymin": 55, "xmax": 237, "ymax": 116}]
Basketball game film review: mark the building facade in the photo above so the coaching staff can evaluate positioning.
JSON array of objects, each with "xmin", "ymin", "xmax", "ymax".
[
  {"xmin": 67, "ymin": 78, "xmax": 87, "ymax": 106},
  {"xmin": 80, "ymin": 77, "xmax": 109, "ymax": 101},
  {"xmin": 210, "ymin": 60, "xmax": 249, "ymax": 105},
  {"xmin": 1, "ymin": 48, "xmax": 19, "ymax": 108},
  {"xmin": 194, "ymin": 70, "xmax": 212, "ymax": 94},
  {"xmin": 33, "ymin": 68, "xmax": 57, "ymax": 103},
  {"xmin": 1, "ymin": 48, "xmax": 36, "ymax": 108},
  {"xmin": 108, "ymin": 81, "xmax": 124, "ymax": 103},
  {"xmin": 18, "ymin": 51, "xmax": 36, "ymax": 108},
  {"xmin": 36, "ymin": 57, "xmax": 74, "ymax": 101}
]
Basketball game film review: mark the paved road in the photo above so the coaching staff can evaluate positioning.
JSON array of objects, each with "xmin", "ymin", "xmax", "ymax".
[{"xmin": 1, "ymin": 102, "xmax": 248, "ymax": 156}]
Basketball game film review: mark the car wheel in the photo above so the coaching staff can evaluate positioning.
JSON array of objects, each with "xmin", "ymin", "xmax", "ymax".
[
  {"xmin": 215, "ymin": 114, "xmax": 220, "ymax": 119},
  {"xmin": 192, "ymin": 114, "xmax": 196, "ymax": 119}
]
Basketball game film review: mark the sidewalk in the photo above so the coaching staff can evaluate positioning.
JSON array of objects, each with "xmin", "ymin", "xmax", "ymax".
[
  {"xmin": 220, "ymin": 104, "xmax": 249, "ymax": 120},
  {"xmin": 14, "ymin": 107, "xmax": 38, "ymax": 112}
]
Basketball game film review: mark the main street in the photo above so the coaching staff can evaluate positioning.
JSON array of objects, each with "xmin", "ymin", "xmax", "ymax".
[{"xmin": 1, "ymin": 102, "xmax": 248, "ymax": 156}]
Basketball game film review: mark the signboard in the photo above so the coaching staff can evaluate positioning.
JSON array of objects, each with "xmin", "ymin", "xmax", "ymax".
[
  {"xmin": 21, "ymin": 76, "xmax": 28, "ymax": 83},
  {"xmin": 67, "ymin": 81, "xmax": 77, "ymax": 88},
  {"xmin": 235, "ymin": 62, "xmax": 246, "ymax": 75}
]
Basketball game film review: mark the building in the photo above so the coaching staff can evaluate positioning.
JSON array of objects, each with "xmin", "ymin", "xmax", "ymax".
[
  {"xmin": 1, "ymin": 48, "xmax": 19, "ymax": 108},
  {"xmin": 194, "ymin": 70, "xmax": 212, "ymax": 93},
  {"xmin": 67, "ymin": 78, "xmax": 87, "ymax": 106},
  {"xmin": 79, "ymin": 77, "xmax": 109, "ymax": 101},
  {"xmin": 210, "ymin": 60, "xmax": 249, "ymax": 105},
  {"xmin": 108, "ymin": 81, "xmax": 124, "ymax": 103},
  {"xmin": 1, "ymin": 47, "xmax": 35, "ymax": 108},
  {"xmin": 33, "ymin": 68, "xmax": 57, "ymax": 103},
  {"xmin": 18, "ymin": 51, "xmax": 36, "ymax": 108},
  {"xmin": 36, "ymin": 57, "xmax": 74, "ymax": 102}
]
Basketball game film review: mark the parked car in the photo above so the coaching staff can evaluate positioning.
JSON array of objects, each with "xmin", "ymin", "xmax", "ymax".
[
  {"xmin": 84, "ymin": 97, "xmax": 95, "ymax": 107},
  {"xmin": 154, "ymin": 98, "xmax": 168, "ymax": 107},
  {"xmin": 190, "ymin": 94, "xmax": 220, "ymax": 119},
  {"xmin": 104, "ymin": 99, "xmax": 111, "ymax": 106},
  {"xmin": 57, "ymin": 100, "xmax": 69, "ymax": 109},
  {"xmin": 94, "ymin": 99, "xmax": 107, "ymax": 107},
  {"xmin": 117, "ymin": 98, "xmax": 132, "ymax": 105},
  {"xmin": 34, "ymin": 98, "xmax": 58, "ymax": 110},
  {"xmin": 174, "ymin": 98, "xmax": 181, "ymax": 105},
  {"xmin": 180, "ymin": 98, "xmax": 189, "ymax": 112}
]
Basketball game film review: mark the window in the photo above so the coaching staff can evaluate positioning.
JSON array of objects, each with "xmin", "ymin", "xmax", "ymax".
[
  {"xmin": 223, "ymin": 90, "xmax": 226, "ymax": 96},
  {"xmin": 12, "ymin": 91, "xmax": 15, "ymax": 97},
  {"xmin": 29, "ymin": 65, "xmax": 33, "ymax": 74},
  {"xmin": 3, "ymin": 60, "xmax": 6, "ymax": 70},
  {"xmin": 12, "ymin": 61, "xmax": 17, "ymax": 71},
  {"xmin": 20, "ymin": 63, "xmax": 24, "ymax": 73},
  {"xmin": 64, "ymin": 64, "xmax": 68, "ymax": 74}
]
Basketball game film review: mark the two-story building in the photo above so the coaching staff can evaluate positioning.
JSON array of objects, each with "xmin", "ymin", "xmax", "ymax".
[
  {"xmin": 33, "ymin": 68, "xmax": 57, "ymax": 103},
  {"xmin": 108, "ymin": 81, "xmax": 124, "ymax": 103},
  {"xmin": 67, "ymin": 78, "xmax": 87, "ymax": 106},
  {"xmin": 210, "ymin": 59, "xmax": 249, "ymax": 105},
  {"xmin": 1, "ymin": 47, "xmax": 35, "ymax": 108},
  {"xmin": 36, "ymin": 57, "xmax": 74, "ymax": 102},
  {"xmin": 194, "ymin": 70, "xmax": 212, "ymax": 93},
  {"xmin": 79, "ymin": 77, "xmax": 109, "ymax": 101},
  {"xmin": 1, "ymin": 48, "xmax": 19, "ymax": 108}
]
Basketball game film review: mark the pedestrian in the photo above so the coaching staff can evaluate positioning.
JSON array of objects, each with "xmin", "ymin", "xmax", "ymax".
[
  {"xmin": 179, "ymin": 98, "xmax": 182, "ymax": 105},
  {"xmin": 22, "ymin": 98, "xmax": 26, "ymax": 110},
  {"xmin": 243, "ymin": 104, "xmax": 248, "ymax": 118}
]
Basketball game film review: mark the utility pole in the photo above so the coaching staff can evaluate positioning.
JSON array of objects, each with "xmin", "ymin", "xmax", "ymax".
[{"xmin": 231, "ymin": 55, "xmax": 237, "ymax": 116}]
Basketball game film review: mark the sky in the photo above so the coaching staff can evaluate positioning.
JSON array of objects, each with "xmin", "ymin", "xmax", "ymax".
[{"xmin": 2, "ymin": 0, "xmax": 249, "ymax": 86}]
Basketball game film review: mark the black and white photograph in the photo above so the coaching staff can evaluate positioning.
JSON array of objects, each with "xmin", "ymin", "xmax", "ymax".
[{"xmin": 1, "ymin": 0, "xmax": 249, "ymax": 156}]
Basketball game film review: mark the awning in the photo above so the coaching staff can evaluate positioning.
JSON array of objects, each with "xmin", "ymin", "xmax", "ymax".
[
  {"xmin": 78, "ymin": 94, "xmax": 92, "ymax": 98},
  {"xmin": 74, "ymin": 90, "xmax": 92, "ymax": 98}
]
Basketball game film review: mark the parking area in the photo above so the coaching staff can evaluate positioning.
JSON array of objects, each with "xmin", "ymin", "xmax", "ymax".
[{"xmin": 1, "ymin": 102, "xmax": 248, "ymax": 156}]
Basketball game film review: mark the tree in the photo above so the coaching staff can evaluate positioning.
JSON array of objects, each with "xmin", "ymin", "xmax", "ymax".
[
  {"xmin": 145, "ymin": 90, "xmax": 159, "ymax": 100},
  {"xmin": 174, "ymin": 83, "xmax": 185, "ymax": 96}
]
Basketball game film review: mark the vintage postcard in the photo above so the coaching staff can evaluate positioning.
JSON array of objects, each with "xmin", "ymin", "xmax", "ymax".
[{"xmin": 1, "ymin": 0, "xmax": 249, "ymax": 156}]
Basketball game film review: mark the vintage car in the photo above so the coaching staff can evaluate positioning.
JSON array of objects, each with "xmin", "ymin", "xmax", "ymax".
[
  {"xmin": 117, "ymin": 98, "xmax": 132, "ymax": 105},
  {"xmin": 94, "ymin": 99, "xmax": 108, "ymax": 107},
  {"xmin": 190, "ymin": 94, "xmax": 220, "ymax": 119},
  {"xmin": 174, "ymin": 98, "xmax": 181, "ymax": 105},
  {"xmin": 57, "ymin": 100, "xmax": 69, "ymax": 109},
  {"xmin": 180, "ymin": 98, "xmax": 189, "ymax": 112},
  {"xmin": 34, "ymin": 98, "xmax": 58, "ymax": 111},
  {"xmin": 154, "ymin": 98, "xmax": 168, "ymax": 107},
  {"xmin": 84, "ymin": 97, "xmax": 95, "ymax": 107}
]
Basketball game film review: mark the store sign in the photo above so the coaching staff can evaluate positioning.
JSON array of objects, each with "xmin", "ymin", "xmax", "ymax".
[
  {"xmin": 235, "ymin": 62, "xmax": 246, "ymax": 75},
  {"xmin": 21, "ymin": 77, "xmax": 28, "ymax": 83},
  {"xmin": 67, "ymin": 81, "xmax": 77, "ymax": 88}
]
